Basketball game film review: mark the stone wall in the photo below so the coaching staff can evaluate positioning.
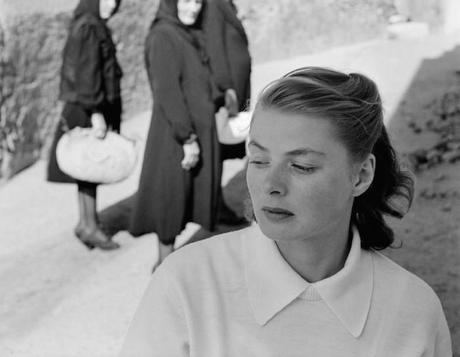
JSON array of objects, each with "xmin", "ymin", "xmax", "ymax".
[
  {"xmin": 0, "ymin": 13, "xmax": 69, "ymax": 180},
  {"xmin": 0, "ymin": 0, "xmax": 157, "ymax": 181}
]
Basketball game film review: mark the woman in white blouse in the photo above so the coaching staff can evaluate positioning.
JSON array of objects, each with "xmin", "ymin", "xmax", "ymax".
[{"xmin": 119, "ymin": 67, "xmax": 452, "ymax": 356}]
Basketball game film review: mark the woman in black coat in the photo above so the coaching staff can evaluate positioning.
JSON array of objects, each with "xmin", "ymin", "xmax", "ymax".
[
  {"xmin": 47, "ymin": 0, "xmax": 122, "ymax": 250},
  {"xmin": 129, "ymin": 0, "xmax": 222, "ymax": 266},
  {"xmin": 203, "ymin": 0, "xmax": 252, "ymax": 160}
]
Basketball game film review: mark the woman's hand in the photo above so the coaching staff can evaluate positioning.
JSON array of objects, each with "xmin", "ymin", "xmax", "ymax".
[
  {"xmin": 225, "ymin": 88, "xmax": 239, "ymax": 117},
  {"xmin": 91, "ymin": 112, "xmax": 108, "ymax": 139},
  {"xmin": 181, "ymin": 141, "xmax": 200, "ymax": 170}
]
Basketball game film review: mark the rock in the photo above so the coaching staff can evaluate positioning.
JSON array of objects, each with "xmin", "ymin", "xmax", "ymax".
[
  {"xmin": 442, "ymin": 151, "xmax": 460, "ymax": 163},
  {"xmin": 434, "ymin": 174, "xmax": 447, "ymax": 182},
  {"xmin": 420, "ymin": 188, "xmax": 437, "ymax": 200},
  {"xmin": 426, "ymin": 149, "xmax": 440, "ymax": 161},
  {"xmin": 447, "ymin": 141, "xmax": 460, "ymax": 151},
  {"xmin": 408, "ymin": 148, "xmax": 432, "ymax": 171},
  {"xmin": 434, "ymin": 140, "xmax": 450, "ymax": 152},
  {"xmin": 407, "ymin": 120, "xmax": 423, "ymax": 134},
  {"xmin": 426, "ymin": 119, "xmax": 434, "ymax": 129}
]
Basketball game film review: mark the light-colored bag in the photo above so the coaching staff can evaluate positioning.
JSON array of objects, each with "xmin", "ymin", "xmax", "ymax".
[
  {"xmin": 215, "ymin": 107, "xmax": 251, "ymax": 145},
  {"xmin": 56, "ymin": 126, "xmax": 137, "ymax": 184}
]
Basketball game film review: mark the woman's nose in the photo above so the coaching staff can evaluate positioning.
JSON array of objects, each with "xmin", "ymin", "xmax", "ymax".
[{"xmin": 264, "ymin": 165, "xmax": 287, "ymax": 196}]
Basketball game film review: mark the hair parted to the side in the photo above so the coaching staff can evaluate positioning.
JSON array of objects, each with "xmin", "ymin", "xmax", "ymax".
[{"xmin": 254, "ymin": 66, "xmax": 414, "ymax": 250}]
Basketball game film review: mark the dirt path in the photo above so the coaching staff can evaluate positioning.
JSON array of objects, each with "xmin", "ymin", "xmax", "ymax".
[{"xmin": 1, "ymin": 32, "xmax": 459, "ymax": 356}]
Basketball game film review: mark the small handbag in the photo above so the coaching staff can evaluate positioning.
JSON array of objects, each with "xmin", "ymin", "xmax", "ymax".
[
  {"xmin": 56, "ymin": 121, "xmax": 137, "ymax": 184},
  {"xmin": 215, "ymin": 107, "xmax": 251, "ymax": 145}
]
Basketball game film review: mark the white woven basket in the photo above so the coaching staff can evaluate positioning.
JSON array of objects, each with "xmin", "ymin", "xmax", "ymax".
[{"xmin": 56, "ymin": 128, "xmax": 137, "ymax": 184}]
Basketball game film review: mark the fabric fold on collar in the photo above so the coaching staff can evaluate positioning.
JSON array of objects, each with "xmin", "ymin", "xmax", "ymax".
[
  {"xmin": 243, "ymin": 225, "xmax": 374, "ymax": 338},
  {"xmin": 244, "ymin": 225, "xmax": 308, "ymax": 326}
]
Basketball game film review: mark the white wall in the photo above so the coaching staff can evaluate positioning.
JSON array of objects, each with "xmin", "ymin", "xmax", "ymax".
[{"xmin": 442, "ymin": 0, "xmax": 460, "ymax": 33}]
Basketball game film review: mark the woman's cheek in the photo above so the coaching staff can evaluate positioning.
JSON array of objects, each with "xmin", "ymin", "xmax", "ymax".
[
  {"xmin": 294, "ymin": 171, "xmax": 337, "ymax": 205},
  {"xmin": 246, "ymin": 168, "xmax": 257, "ymax": 196},
  {"xmin": 314, "ymin": 172, "xmax": 352, "ymax": 212},
  {"xmin": 246, "ymin": 169, "xmax": 262, "ymax": 204}
]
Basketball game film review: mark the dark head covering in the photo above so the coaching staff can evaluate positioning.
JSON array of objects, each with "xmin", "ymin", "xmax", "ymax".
[
  {"xmin": 153, "ymin": 0, "xmax": 205, "ymax": 28},
  {"xmin": 153, "ymin": 0, "xmax": 179, "ymax": 25},
  {"xmin": 212, "ymin": 0, "xmax": 247, "ymax": 43},
  {"xmin": 152, "ymin": 0, "xmax": 208, "ymax": 63},
  {"xmin": 73, "ymin": 0, "xmax": 122, "ymax": 20}
]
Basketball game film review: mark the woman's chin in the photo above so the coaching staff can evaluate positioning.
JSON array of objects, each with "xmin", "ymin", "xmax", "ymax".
[
  {"xmin": 179, "ymin": 17, "xmax": 197, "ymax": 26},
  {"xmin": 257, "ymin": 215, "xmax": 296, "ymax": 240}
]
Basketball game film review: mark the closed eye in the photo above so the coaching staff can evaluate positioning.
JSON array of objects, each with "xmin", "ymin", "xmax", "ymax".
[
  {"xmin": 291, "ymin": 163, "xmax": 317, "ymax": 174},
  {"xmin": 248, "ymin": 160, "xmax": 269, "ymax": 166}
]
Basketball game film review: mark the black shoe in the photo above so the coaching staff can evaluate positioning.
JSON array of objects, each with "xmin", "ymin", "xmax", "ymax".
[{"xmin": 74, "ymin": 227, "xmax": 120, "ymax": 251}]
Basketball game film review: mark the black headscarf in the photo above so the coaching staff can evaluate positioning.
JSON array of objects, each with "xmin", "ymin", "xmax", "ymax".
[
  {"xmin": 73, "ymin": 0, "xmax": 122, "ymax": 20},
  {"xmin": 213, "ymin": 0, "xmax": 247, "ymax": 43},
  {"xmin": 152, "ymin": 0, "xmax": 208, "ymax": 64}
]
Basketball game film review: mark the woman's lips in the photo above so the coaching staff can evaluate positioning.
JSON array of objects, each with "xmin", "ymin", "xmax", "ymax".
[{"xmin": 261, "ymin": 206, "xmax": 294, "ymax": 222}]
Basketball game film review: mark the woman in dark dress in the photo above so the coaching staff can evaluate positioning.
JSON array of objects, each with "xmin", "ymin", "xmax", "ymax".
[
  {"xmin": 203, "ymin": 0, "xmax": 252, "ymax": 160},
  {"xmin": 47, "ymin": 0, "xmax": 122, "ymax": 250},
  {"xmin": 129, "ymin": 0, "xmax": 222, "ymax": 266}
]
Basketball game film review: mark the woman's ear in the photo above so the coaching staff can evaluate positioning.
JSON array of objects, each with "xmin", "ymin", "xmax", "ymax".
[{"xmin": 352, "ymin": 154, "xmax": 376, "ymax": 197}]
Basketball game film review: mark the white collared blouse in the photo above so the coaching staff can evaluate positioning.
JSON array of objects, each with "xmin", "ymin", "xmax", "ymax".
[{"xmin": 120, "ymin": 225, "xmax": 452, "ymax": 356}]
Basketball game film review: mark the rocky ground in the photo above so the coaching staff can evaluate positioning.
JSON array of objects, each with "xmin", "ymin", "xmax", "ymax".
[
  {"xmin": 383, "ymin": 41, "xmax": 460, "ymax": 353},
  {"xmin": 0, "ymin": 31, "xmax": 459, "ymax": 356}
]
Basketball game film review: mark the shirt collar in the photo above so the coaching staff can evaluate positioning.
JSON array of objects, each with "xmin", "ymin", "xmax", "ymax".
[{"xmin": 243, "ymin": 224, "xmax": 374, "ymax": 338}]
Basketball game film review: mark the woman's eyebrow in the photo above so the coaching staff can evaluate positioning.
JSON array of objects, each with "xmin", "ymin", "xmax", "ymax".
[
  {"xmin": 285, "ymin": 148, "xmax": 326, "ymax": 157},
  {"xmin": 248, "ymin": 140, "xmax": 325, "ymax": 157},
  {"xmin": 247, "ymin": 140, "xmax": 267, "ymax": 151}
]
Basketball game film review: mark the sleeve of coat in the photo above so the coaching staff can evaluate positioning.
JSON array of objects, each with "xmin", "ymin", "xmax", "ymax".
[
  {"xmin": 118, "ymin": 266, "xmax": 189, "ymax": 357},
  {"xmin": 146, "ymin": 30, "xmax": 196, "ymax": 143},
  {"xmin": 73, "ymin": 22, "xmax": 105, "ymax": 112},
  {"xmin": 204, "ymin": 2, "xmax": 234, "ymax": 94}
]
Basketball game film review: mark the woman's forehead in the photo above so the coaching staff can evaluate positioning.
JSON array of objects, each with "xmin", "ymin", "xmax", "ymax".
[{"xmin": 250, "ymin": 108, "xmax": 339, "ymax": 149}]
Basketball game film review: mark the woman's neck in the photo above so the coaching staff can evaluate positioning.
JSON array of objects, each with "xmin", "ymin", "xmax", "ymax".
[{"xmin": 275, "ymin": 222, "xmax": 352, "ymax": 283}]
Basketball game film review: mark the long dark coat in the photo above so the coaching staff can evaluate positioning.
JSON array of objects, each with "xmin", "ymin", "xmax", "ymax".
[
  {"xmin": 129, "ymin": 20, "xmax": 222, "ymax": 244},
  {"xmin": 203, "ymin": 0, "xmax": 251, "ymax": 159},
  {"xmin": 47, "ymin": 0, "xmax": 122, "ymax": 183},
  {"xmin": 203, "ymin": 0, "xmax": 251, "ymax": 111}
]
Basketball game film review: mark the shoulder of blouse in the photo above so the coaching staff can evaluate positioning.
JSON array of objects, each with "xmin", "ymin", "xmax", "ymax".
[
  {"xmin": 371, "ymin": 250, "xmax": 443, "ymax": 313},
  {"xmin": 160, "ymin": 227, "xmax": 248, "ymax": 275}
]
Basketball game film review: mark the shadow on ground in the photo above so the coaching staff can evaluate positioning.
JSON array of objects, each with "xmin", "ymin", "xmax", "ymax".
[
  {"xmin": 384, "ymin": 44, "xmax": 460, "ymax": 355},
  {"xmin": 99, "ymin": 165, "xmax": 251, "ymax": 245}
]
